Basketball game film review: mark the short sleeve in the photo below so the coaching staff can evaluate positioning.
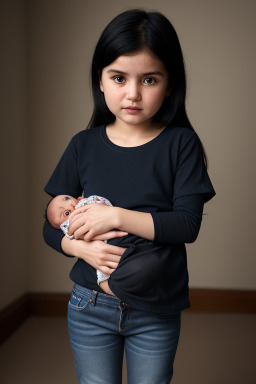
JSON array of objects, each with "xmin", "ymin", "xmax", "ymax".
[
  {"xmin": 173, "ymin": 133, "xmax": 215, "ymax": 203},
  {"xmin": 44, "ymin": 135, "xmax": 83, "ymax": 198}
]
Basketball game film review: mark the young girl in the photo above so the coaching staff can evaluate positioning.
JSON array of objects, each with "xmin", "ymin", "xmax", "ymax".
[{"xmin": 43, "ymin": 9, "xmax": 215, "ymax": 384}]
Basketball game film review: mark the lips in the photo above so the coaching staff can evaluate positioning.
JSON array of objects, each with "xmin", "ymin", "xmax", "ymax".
[{"xmin": 123, "ymin": 106, "xmax": 142, "ymax": 114}]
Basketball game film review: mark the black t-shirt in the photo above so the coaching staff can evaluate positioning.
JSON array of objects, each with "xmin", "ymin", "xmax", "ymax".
[{"xmin": 44, "ymin": 125, "xmax": 215, "ymax": 314}]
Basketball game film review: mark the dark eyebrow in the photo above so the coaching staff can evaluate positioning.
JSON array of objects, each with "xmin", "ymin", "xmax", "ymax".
[
  {"xmin": 144, "ymin": 71, "xmax": 164, "ymax": 77},
  {"xmin": 106, "ymin": 69, "xmax": 164, "ymax": 77},
  {"xmin": 107, "ymin": 69, "xmax": 127, "ymax": 75}
]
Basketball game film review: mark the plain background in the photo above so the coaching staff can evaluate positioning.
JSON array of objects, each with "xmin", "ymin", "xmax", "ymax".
[{"xmin": 1, "ymin": 0, "xmax": 255, "ymax": 311}]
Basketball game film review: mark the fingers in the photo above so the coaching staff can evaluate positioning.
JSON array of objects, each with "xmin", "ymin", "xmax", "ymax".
[
  {"xmin": 91, "ymin": 231, "xmax": 128, "ymax": 241},
  {"xmin": 99, "ymin": 252, "xmax": 122, "ymax": 264},
  {"xmin": 86, "ymin": 240, "xmax": 127, "ymax": 274},
  {"xmin": 71, "ymin": 225, "xmax": 89, "ymax": 239},
  {"xmin": 105, "ymin": 243, "xmax": 127, "ymax": 256},
  {"xmin": 69, "ymin": 205, "xmax": 91, "ymax": 221},
  {"xmin": 72, "ymin": 226, "xmax": 96, "ymax": 241},
  {"xmin": 99, "ymin": 266, "xmax": 116, "ymax": 275},
  {"xmin": 68, "ymin": 217, "xmax": 88, "ymax": 237},
  {"xmin": 83, "ymin": 230, "xmax": 97, "ymax": 242},
  {"xmin": 103, "ymin": 261, "xmax": 119, "ymax": 269},
  {"xmin": 68, "ymin": 215, "xmax": 98, "ymax": 239},
  {"xmin": 96, "ymin": 242, "xmax": 126, "ymax": 264}
]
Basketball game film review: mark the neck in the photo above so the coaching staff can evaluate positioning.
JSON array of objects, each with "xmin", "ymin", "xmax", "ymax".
[
  {"xmin": 106, "ymin": 119, "xmax": 165, "ymax": 147},
  {"xmin": 109, "ymin": 119, "xmax": 163, "ymax": 138}
]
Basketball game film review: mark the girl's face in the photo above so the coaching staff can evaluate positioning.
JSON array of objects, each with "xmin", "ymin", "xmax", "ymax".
[{"xmin": 100, "ymin": 50, "xmax": 170, "ymax": 129}]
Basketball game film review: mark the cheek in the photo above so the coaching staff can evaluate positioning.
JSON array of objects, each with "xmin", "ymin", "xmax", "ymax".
[
  {"xmin": 104, "ymin": 90, "xmax": 120, "ymax": 109},
  {"xmin": 146, "ymin": 89, "xmax": 167, "ymax": 108}
]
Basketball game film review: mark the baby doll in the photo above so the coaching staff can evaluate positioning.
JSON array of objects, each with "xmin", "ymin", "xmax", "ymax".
[
  {"xmin": 46, "ymin": 194, "xmax": 112, "ymax": 285},
  {"xmin": 46, "ymin": 195, "xmax": 171, "ymax": 302}
]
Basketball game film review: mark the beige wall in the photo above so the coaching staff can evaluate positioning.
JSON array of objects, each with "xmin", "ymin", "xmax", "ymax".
[
  {"xmin": 0, "ymin": 0, "xmax": 28, "ymax": 310},
  {"xmin": 1, "ymin": 0, "xmax": 256, "ymax": 310}
]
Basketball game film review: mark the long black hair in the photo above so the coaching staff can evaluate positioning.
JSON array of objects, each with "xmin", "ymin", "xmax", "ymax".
[{"xmin": 88, "ymin": 9, "xmax": 207, "ymax": 166}]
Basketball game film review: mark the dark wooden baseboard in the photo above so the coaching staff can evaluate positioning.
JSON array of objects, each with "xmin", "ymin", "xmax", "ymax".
[
  {"xmin": 0, "ymin": 294, "xmax": 31, "ymax": 344},
  {"xmin": 188, "ymin": 288, "xmax": 256, "ymax": 313},
  {"xmin": 1, "ymin": 289, "xmax": 255, "ymax": 344},
  {"xmin": 29, "ymin": 292, "xmax": 70, "ymax": 317}
]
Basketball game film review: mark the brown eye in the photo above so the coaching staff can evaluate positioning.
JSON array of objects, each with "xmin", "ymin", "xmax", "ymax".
[
  {"xmin": 114, "ymin": 76, "xmax": 125, "ymax": 83},
  {"xmin": 64, "ymin": 211, "xmax": 70, "ymax": 216},
  {"xmin": 144, "ymin": 77, "xmax": 156, "ymax": 85}
]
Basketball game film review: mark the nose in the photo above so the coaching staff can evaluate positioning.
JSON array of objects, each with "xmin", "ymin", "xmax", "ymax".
[
  {"xmin": 69, "ymin": 200, "xmax": 77, "ymax": 209},
  {"xmin": 126, "ymin": 81, "xmax": 141, "ymax": 101}
]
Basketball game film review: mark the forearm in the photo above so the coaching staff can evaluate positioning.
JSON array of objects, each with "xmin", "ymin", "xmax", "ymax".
[
  {"xmin": 115, "ymin": 208, "xmax": 154, "ymax": 241},
  {"xmin": 151, "ymin": 194, "xmax": 205, "ymax": 244},
  {"xmin": 115, "ymin": 194, "xmax": 204, "ymax": 245},
  {"xmin": 43, "ymin": 220, "xmax": 74, "ymax": 258},
  {"xmin": 62, "ymin": 237, "xmax": 116, "ymax": 297},
  {"xmin": 61, "ymin": 236, "xmax": 81, "ymax": 258},
  {"xmin": 61, "ymin": 235, "xmax": 125, "ymax": 275}
]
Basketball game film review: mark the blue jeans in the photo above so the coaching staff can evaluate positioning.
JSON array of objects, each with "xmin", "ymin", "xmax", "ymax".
[{"xmin": 68, "ymin": 284, "xmax": 181, "ymax": 384}]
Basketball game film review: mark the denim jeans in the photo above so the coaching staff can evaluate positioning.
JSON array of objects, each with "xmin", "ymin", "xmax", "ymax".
[{"xmin": 68, "ymin": 284, "xmax": 181, "ymax": 384}]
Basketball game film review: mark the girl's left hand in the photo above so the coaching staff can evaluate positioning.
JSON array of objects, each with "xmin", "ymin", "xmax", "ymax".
[
  {"xmin": 99, "ymin": 280, "xmax": 115, "ymax": 296},
  {"xmin": 68, "ymin": 204, "xmax": 119, "ymax": 241}
]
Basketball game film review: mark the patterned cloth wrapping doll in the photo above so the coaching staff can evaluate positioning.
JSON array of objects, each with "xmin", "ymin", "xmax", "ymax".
[{"xmin": 60, "ymin": 195, "xmax": 112, "ymax": 285}]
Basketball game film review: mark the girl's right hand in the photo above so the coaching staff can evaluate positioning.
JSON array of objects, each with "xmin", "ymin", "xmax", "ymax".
[{"xmin": 61, "ymin": 236, "xmax": 126, "ymax": 275}]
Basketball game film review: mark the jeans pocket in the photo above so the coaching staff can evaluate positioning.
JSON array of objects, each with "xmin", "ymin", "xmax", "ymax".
[{"xmin": 68, "ymin": 288, "xmax": 91, "ymax": 311}]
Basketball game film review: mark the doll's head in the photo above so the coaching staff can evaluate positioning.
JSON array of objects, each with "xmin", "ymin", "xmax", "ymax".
[
  {"xmin": 46, "ymin": 195, "xmax": 79, "ymax": 228},
  {"xmin": 89, "ymin": 9, "xmax": 189, "ymax": 129}
]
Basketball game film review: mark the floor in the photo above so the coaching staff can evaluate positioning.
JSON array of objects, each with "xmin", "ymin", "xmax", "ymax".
[{"xmin": 0, "ymin": 312, "xmax": 255, "ymax": 384}]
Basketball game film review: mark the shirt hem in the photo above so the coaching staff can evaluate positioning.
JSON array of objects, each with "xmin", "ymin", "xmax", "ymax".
[{"xmin": 108, "ymin": 281, "xmax": 190, "ymax": 315}]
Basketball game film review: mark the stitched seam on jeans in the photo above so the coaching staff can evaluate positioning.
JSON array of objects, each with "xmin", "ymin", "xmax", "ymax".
[
  {"xmin": 68, "ymin": 301, "xmax": 90, "ymax": 311},
  {"xmin": 72, "ymin": 287, "xmax": 91, "ymax": 299},
  {"xmin": 94, "ymin": 300, "xmax": 120, "ymax": 309}
]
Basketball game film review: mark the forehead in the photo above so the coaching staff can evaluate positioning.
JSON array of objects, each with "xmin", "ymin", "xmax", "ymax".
[
  {"xmin": 104, "ymin": 50, "xmax": 167, "ymax": 74},
  {"xmin": 51, "ymin": 195, "xmax": 70, "ymax": 207}
]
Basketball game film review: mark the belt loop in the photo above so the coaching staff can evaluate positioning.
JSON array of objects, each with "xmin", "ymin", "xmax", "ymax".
[{"xmin": 90, "ymin": 290, "xmax": 98, "ymax": 306}]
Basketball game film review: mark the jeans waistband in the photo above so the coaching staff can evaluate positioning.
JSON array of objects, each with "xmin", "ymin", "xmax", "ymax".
[{"xmin": 73, "ymin": 283, "xmax": 128, "ymax": 308}]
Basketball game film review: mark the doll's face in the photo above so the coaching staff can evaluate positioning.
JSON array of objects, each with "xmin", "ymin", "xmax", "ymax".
[{"xmin": 47, "ymin": 195, "xmax": 78, "ymax": 228}]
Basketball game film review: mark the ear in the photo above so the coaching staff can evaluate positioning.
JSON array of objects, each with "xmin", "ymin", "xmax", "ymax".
[{"xmin": 99, "ymin": 70, "xmax": 104, "ymax": 92}]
